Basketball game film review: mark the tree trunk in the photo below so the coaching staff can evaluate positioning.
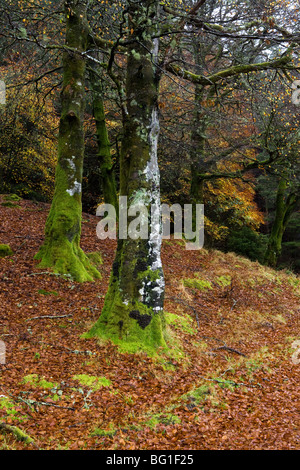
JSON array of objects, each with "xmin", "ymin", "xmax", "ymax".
[
  {"xmin": 190, "ymin": 76, "xmax": 209, "ymax": 240},
  {"xmin": 35, "ymin": 0, "xmax": 100, "ymax": 282},
  {"xmin": 264, "ymin": 177, "xmax": 297, "ymax": 268},
  {"xmin": 89, "ymin": 61, "xmax": 118, "ymax": 212},
  {"xmin": 87, "ymin": 0, "xmax": 166, "ymax": 352}
]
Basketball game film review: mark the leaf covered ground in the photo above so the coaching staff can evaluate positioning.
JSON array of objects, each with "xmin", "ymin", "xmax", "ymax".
[{"xmin": 0, "ymin": 196, "xmax": 299, "ymax": 450}]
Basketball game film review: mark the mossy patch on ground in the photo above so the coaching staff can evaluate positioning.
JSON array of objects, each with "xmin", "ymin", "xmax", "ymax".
[
  {"xmin": 0, "ymin": 244, "xmax": 13, "ymax": 258},
  {"xmin": 165, "ymin": 311, "xmax": 197, "ymax": 335},
  {"xmin": 3, "ymin": 194, "xmax": 21, "ymax": 202},
  {"xmin": 216, "ymin": 275, "xmax": 232, "ymax": 287},
  {"xmin": 180, "ymin": 384, "xmax": 212, "ymax": 406},
  {"xmin": 86, "ymin": 252, "xmax": 103, "ymax": 267},
  {"xmin": 0, "ymin": 397, "xmax": 28, "ymax": 423},
  {"xmin": 1, "ymin": 194, "xmax": 21, "ymax": 208},
  {"xmin": 183, "ymin": 277, "xmax": 213, "ymax": 291},
  {"xmin": 21, "ymin": 374, "xmax": 58, "ymax": 390},
  {"xmin": 1, "ymin": 201, "xmax": 20, "ymax": 208},
  {"xmin": 72, "ymin": 374, "xmax": 112, "ymax": 390},
  {"xmin": 143, "ymin": 412, "xmax": 181, "ymax": 429},
  {"xmin": 91, "ymin": 423, "xmax": 117, "ymax": 437}
]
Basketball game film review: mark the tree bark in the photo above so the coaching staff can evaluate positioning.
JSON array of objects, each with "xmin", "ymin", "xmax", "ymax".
[
  {"xmin": 87, "ymin": 0, "xmax": 166, "ymax": 351},
  {"xmin": 264, "ymin": 177, "xmax": 298, "ymax": 267},
  {"xmin": 190, "ymin": 84, "xmax": 207, "ymax": 208},
  {"xmin": 89, "ymin": 61, "xmax": 118, "ymax": 212},
  {"xmin": 35, "ymin": 0, "xmax": 100, "ymax": 282}
]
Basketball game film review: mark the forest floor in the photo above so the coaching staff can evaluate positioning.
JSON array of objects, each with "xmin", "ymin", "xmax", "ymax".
[{"xmin": 0, "ymin": 195, "xmax": 299, "ymax": 451}]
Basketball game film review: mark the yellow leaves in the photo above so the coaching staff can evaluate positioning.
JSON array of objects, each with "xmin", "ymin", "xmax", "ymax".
[
  {"xmin": 202, "ymin": 99, "xmax": 215, "ymax": 108},
  {"xmin": 204, "ymin": 216, "xmax": 229, "ymax": 241},
  {"xmin": 206, "ymin": 173, "xmax": 265, "ymax": 232},
  {"xmin": 0, "ymin": 68, "xmax": 57, "ymax": 200}
]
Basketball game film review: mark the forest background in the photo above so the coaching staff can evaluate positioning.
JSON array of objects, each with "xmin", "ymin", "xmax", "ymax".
[{"xmin": 0, "ymin": 0, "xmax": 299, "ymax": 274}]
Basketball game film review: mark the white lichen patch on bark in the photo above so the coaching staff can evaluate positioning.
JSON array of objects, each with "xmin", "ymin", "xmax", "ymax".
[
  {"xmin": 66, "ymin": 156, "xmax": 81, "ymax": 196},
  {"xmin": 146, "ymin": 106, "xmax": 165, "ymax": 308},
  {"xmin": 147, "ymin": 107, "xmax": 163, "ymax": 268},
  {"xmin": 68, "ymin": 156, "xmax": 76, "ymax": 172},
  {"xmin": 66, "ymin": 180, "xmax": 82, "ymax": 196}
]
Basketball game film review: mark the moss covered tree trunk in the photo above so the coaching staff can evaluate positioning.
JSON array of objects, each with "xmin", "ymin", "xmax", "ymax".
[
  {"xmin": 190, "ymin": 85, "xmax": 207, "ymax": 208},
  {"xmin": 35, "ymin": 0, "xmax": 100, "ymax": 282},
  {"xmin": 190, "ymin": 76, "xmax": 211, "ymax": 239},
  {"xmin": 264, "ymin": 178, "xmax": 298, "ymax": 268},
  {"xmin": 89, "ymin": 62, "xmax": 118, "ymax": 211},
  {"xmin": 87, "ymin": 0, "xmax": 166, "ymax": 351}
]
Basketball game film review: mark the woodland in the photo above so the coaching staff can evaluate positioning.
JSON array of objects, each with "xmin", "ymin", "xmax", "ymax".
[{"xmin": 0, "ymin": 0, "xmax": 299, "ymax": 452}]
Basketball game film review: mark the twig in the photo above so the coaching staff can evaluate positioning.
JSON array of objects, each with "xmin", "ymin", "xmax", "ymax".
[
  {"xmin": 18, "ymin": 396, "xmax": 75, "ymax": 411},
  {"xmin": 198, "ymin": 375, "xmax": 261, "ymax": 389},
  {"xmin": 200, "ymin": 336, "xmax": 247, "ymax": 357},
  {"xmin": 212, "ymin": 345, "xmax": 247, "ymax": 357},
  {"xmin": 26, "ymin": 314, "xmax": 73, "ymax": 321}
]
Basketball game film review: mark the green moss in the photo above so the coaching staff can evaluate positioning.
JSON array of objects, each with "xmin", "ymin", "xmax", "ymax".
[
  {"xmin": 0, "ymin": 397, "xmax": 22, "ymax": 420},
  {"xmin": 3, "ymin": 194, "xmax": 21, "ymax": 201},
  {"xmin": 0, "ymin": 423, "xmax": 34, "ymax": 445},
  {"xmin": 85, "ymin": 279, "xmax": 167, "ymax": 355},
  {"xmin": 35, "ymin": 171, "xmax": 101, "ymax": 282},
  {"xmin": 144, "ymin": 412, "xmax": 181, "ymax": 429},
  {"xmin": 0, "ymin": 244, "xmax": 13, "ymax": 258},
  {"xmin": 165, "ymin": 311, "xmax": 196, "ymax": 335},
  {"xmin": 183, "ymin": 277, "xmax": 212, "ymax": 291},
  {"xmin": 216, "ymin": 275, "xmax": 232, "ymax": 287},
  {"xmin": 1, "ymin": 201, "xmax": 20, "ymax": 208},
  {"xmin": 7, "ymin": 426, "xmax": 34, "ymax": 444},
  {"xmin": 21, "ymin": 374, "xmax": 57, "ymax": 390},
  {"xmin": 91, "ymin": 423, "xmax": 117, "ymax": 437},
  {"xmin": 86, "ymin": 251, "xmax": 103, "ymax": 267},
  {"xmin": 36, "ymin": 242, "xmax": 101, "ymax": 282},
  {"xmin": 181, "ymin": 384, "xmax": 212, "ymax": 405},
  {"xmin": 72, "ymin": 374, "xmax": 112, "ymax": 390}
]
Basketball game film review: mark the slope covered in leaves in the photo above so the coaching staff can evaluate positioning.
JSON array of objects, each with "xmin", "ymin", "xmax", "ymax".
[{"xmin": 0, "ymin": 196, "xmax": 299, "ymax": 450}]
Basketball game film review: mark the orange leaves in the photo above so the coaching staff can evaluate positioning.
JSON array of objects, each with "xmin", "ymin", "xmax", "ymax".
[{"xmin": 1, "ymin": 198, "xmax": 300, "ymax": 450}]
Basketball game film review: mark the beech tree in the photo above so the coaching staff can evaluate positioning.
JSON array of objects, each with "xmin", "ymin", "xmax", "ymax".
[
  {"xmin": 87, "ymin": 0, "xmax": 167, "ymax": 351},
  {"xmin": 87, "ymin": 0, "xmax": 209, "ymax": 350},
  {"xmin": 34, "ymin": 0, "xmax": 101, "ymax": 282},
  {"xmin": 2, "ymin": 0, "xmax": 300, "ymax": 353},
  {"xmin": 88, "ymin": 58, "xmax": 118, "ymax": 212},
  {"xmin": 264, "ymin": 176, "xmax": 299, "ymax": 267},
  {"xmin": 165, "ymin": 0, "xmax": 297, "ymax": 224},
  {"xmin": 257, "ymin": 81, "xmax": 300, "ymax": 267}
]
